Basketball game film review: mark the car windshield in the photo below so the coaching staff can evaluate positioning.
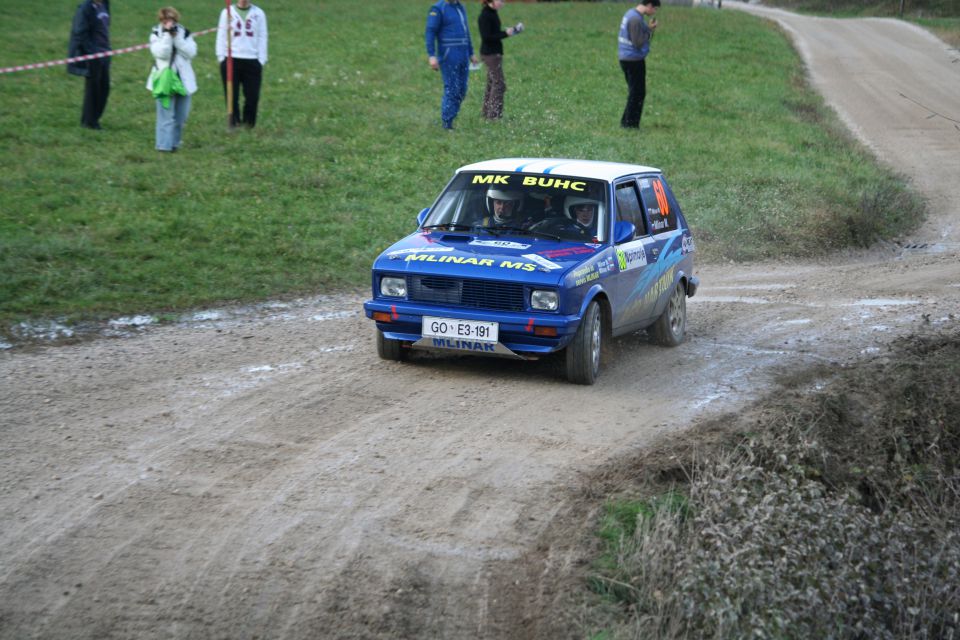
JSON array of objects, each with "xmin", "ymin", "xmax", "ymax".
[{"xmin": 423, "ymin": 172, "xmax": 609, "ymax": 243}]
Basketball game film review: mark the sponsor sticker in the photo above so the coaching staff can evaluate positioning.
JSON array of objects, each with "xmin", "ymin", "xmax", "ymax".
[
  {"xmin": 572, "ymin": 264, "xmax": 599, "ymax": 287},
  {"xmin": 403, "ymin": 254, "xmax": 538, "ymax": 271},
  {"xmin": 520, "ymin": 176, "xmax": 587, "ymax": 192},
  {"xmin": 472, "ymin": 174, "xmax": 511, "ymax": 185},
  {"xmin": 387, "ymin": 246, "xmax": 455, "ymax": 257},
  {"xmin": 538, "ymin": 246, "xmax": 595, "ymax": 258},
  {"xmin": 522, "ymin": 253, "xmax": 562, "ymax": 270},
  {"xmin": 616, "ymin": 240, "xmax": 648, "ymax": 272},
  {"xmin": 471, "ymin": 240, "xmax": 531, "ymax": 250}
]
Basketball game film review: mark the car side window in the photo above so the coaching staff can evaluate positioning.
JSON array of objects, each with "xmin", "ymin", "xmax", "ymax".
[
  {"xmin": 661, "ymin": 180, "xmax": 686, "ymax": 227},
  {"xmin": 615, "ymin": 181, "xmax": 646, "ymax": 240},
  {"xmin": 638, "ymin": 175, "xmax": 678, "ymax": 234}
]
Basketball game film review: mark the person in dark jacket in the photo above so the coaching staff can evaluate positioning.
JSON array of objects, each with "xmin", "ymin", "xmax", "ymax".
[
  {"xmin": 478, "ymin": 0, "xmax": 522, "ymax": 121},
  {"xmin": 617, "ymin": 0, "xmax": 659, "ymax": 129},
  {"xmin": 68, "ymin": 0, "xmax": 111, "ymax": 130},
  {"xmin": 425, "ymin": 0, "xmax": 478, "ymax": 129}
]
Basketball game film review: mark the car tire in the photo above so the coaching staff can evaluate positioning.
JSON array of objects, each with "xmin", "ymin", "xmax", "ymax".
[
  {"xmin": 566, "ymin": 300, "xmax": 602, "ymax": 385},
  {"xmin": 652, "ymin": 282, "xmax": 687, "ymax": 347},
  {"xmin": 376, "ymin": 330, "xmax": 406, "ymax": 361}
]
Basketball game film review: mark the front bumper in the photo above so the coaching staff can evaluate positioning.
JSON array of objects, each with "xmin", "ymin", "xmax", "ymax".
[{"xmin": 363, "ymin": 299, "xmax": 581, "ymax": 356}]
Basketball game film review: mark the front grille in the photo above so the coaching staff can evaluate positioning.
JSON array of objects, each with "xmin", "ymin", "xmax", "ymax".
[{"xmin": 408, "ymin": 275, "xmax": 525, "ymax": 312}]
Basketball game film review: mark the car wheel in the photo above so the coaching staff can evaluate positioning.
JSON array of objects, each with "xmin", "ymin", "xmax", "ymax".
[
  {"xmin": 652, "ymin": 282, "xmax": 687, "ymax": 347},
  {"xmin": 566, "ymin": 300, "xmax": 602, "ymax": 385},
  {"xmin": 376, "ymin": 330, "xmax": 406, "ymax": 361}
]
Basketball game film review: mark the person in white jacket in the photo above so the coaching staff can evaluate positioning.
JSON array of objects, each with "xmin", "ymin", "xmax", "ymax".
[
  {"xmin": 215, "ymin": 0, "xmax": 268, "ymax": 128},
  {"xmin": 146, "ymin": 6, "xmax": 198, "ymax": 152}
]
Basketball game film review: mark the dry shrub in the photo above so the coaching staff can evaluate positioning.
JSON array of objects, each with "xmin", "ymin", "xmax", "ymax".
[{"xmin": 594, "ymin": 331, "xmax": 960, "ymax": 639}]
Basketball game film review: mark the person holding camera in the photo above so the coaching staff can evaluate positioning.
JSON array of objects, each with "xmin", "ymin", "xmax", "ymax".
[
  {"xmin": 146, "ymin": 6, "xmax": 198, "ymax": 152},
  {"xmin": 478, "ymin": 0, "xmax": 522, "ymax": 121},
  {"xmin": 618, "ymin": 0, "xmax": 659, "ymax": 129}
]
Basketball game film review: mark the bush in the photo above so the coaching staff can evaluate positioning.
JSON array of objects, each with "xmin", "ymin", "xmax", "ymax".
[{"xmin": 589, "ymin": 332, "xmax": 960, "ymax": 639}]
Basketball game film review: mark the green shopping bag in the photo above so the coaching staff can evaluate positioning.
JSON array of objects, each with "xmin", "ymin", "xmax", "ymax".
[{"xmin": 151, "ymin": 66, "xmax": 187, "ymax": 109}]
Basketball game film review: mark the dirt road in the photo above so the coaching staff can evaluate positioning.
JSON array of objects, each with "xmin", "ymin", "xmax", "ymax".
[{"xmin": 2, "ymin": 8, "xmax": 959, "ymax": 640}]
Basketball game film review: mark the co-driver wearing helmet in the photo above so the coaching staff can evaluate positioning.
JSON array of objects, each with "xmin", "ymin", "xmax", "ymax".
[{"xmin": 563, "ymin": 195, "xmax": 600, "ymax": 239}]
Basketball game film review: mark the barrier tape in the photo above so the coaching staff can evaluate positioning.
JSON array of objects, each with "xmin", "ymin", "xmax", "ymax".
[{"xmin": 0, "ymin": 27, "xmax": 217, "ymax": 75}]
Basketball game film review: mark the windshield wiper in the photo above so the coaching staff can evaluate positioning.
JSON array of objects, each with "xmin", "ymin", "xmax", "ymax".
[
  {"xmin": 476, "ymin": 225, "xmax": 563, "ymax": 241},
  {"xmin": 475, "ymin": 225, "xmax": 530, "ymax": 236},
  {"xmin": 421, "ymin": 223, "xmax": 475, "ymax": 232},
  {"xmin": 526, "ymin": 229, "xmax": 562, "ymax": 241}
]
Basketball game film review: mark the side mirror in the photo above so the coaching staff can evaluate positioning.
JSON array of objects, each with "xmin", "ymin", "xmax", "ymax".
[
  {"xmin": 416, "ymin": 207, "xmax": 430, "ymax": 227},
  {"xmin": 614, "ymin": 221, "xmax": 636, "ymax": 244}
]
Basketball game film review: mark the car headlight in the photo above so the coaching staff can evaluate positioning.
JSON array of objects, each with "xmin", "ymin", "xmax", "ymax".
[
  {"xmin": 531, "ymin": 289, "xmax": 558, "ymax": 311},
  {"xmin": 380, "ymin": 276, "xmax": 407, "ymax": 297}
]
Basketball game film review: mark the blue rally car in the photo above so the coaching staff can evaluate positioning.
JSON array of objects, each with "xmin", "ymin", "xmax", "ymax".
[{"xmin": 363, "ymin": 158, "xmax": 698, "ymax": 384}]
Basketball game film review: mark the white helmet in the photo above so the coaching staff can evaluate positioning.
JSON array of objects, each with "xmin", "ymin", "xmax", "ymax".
[
  {"xmin": 564, "ymin": 196, "xmax": 600, "ymax": 221},
  {"xmin": 486, "ymin": 188, "xmax": 523, "ymax": 221}
]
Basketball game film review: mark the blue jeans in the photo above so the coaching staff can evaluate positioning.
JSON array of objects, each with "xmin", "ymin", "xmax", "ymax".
[{"xmin": 155, "ymin": 93, "xmax": 192, "ymax": 151}]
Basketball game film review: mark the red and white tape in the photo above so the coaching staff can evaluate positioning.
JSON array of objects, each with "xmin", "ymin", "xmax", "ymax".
[{"xmin": 0, "ymin": 27, "xmax": 216, "ymax": 75}]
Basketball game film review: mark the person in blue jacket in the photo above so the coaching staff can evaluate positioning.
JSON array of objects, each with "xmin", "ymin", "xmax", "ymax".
[
  {"xmin": 425, "ymin": 0, "xmax": 479, "ymax": 130},
  {"xmin": 67, "ymin": 0, "xmax": 111, "ymax": 130}
]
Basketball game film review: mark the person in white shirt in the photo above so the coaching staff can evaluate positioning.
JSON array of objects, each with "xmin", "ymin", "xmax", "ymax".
[{"xmin": 215, "ymin": 0, "xmax": 268, "ymax": 128}]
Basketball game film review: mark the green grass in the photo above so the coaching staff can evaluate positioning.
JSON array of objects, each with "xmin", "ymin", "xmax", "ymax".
[
  {"xmin": 759, "ymin": 0, "xmax": 957, "ymax": 17},
  {"xmin": 0, "ymin": 0, "xmax": 924, "ymax": 330},
  {"xmin": 759, "ymin": 0, "xmax": 960, "ymax": 45}
]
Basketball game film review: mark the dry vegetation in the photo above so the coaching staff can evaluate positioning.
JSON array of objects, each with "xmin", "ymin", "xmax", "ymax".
[{"xmin": 586, "ymin": 330, "xmax": 960, "ymax": 639}]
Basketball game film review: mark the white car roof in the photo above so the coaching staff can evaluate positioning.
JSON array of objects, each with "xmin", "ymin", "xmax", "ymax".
[{"xmin": 457, "ymin": 158, "xmax": 661, "ymax": 182}]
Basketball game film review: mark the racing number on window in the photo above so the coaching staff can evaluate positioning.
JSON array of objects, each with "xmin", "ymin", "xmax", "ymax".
[{"xmin": 653, "ymin": 179, "xmax": 670, "ymax": 218}]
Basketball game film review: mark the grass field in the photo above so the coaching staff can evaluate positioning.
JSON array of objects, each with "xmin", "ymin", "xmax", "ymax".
[
  {"xmin": 0, "ymin": 0, "xmax": 924, "ymax": 331},
  {"xmin": 761, "ymin": 0, "xmax": 960, "ymax": 45}
]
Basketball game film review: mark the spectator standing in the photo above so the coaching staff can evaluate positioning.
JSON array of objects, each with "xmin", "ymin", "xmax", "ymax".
[
  {"xmin": 478, "ymin": 0, "xmax": 522, "ymax": 121},
  {"xmin": 146, "ymin": 7, "xmax": 198, "ymax": 152},
  {"xmin": 216, "ymin": 0, "xmax": 268, "ymax": 128},
  {"xmin": 425, "ymin": 0, "xmax": 478, "ymax": 130},
  {"xmin": 67, "ymin": 0, "xmax": 111, "ymax": 130},
  {"xmin": 617, "ymin": 0, "xmax": 659, "ymax": 129}
]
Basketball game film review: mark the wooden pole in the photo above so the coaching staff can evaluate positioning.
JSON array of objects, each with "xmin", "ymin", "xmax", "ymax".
[{"xmin": 225, "ymin": 0, "xmax": 234, "ymax": 129}]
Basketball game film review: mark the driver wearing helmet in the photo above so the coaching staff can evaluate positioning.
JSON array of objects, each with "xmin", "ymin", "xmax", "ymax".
[
  {"xmin": 564, "ymin": 196, "xmax": 600, "ymax": 239},
  {"xmin": 482, "ymin": 188, "xmax": 525, "ymax": 226}
]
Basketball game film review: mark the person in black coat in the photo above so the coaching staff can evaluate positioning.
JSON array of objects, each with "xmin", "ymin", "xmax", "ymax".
[
  {"xmin": 478, "ymin": 0, "xmax": 521, "ymax": 121},
  {"xmin": 68, "ymin": 0, "xmax": 112, "ymax": 129}
]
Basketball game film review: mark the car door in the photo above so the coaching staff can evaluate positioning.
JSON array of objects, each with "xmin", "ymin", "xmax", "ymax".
[
  {"xmin": 636, "ymin": 173, "xmax": 684, "ymax": 316},
  {"xmin": 608, "ymin": 177, "xmax": 663, "ymax": 334}
]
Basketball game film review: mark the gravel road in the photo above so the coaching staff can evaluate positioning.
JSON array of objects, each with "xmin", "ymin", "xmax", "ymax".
[{"xmin": 2, "ymin": 6, "xmax": 958, "ymax": 639}]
